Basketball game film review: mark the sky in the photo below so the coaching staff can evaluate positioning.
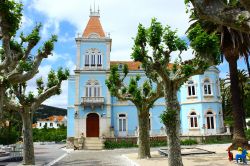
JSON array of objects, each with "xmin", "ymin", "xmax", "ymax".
[{"xmin": 15, "ymin": 0, "xmax": 248, "ymax": 108}]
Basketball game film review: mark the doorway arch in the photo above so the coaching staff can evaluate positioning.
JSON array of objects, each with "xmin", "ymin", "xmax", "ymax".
[{"xmin": 86, "ymin": 113, "xmax": 99, "ymax": 137}]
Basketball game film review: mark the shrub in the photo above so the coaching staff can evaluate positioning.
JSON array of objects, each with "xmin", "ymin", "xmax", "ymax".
[
  {"xmin": 33, "ymin": 127, "xmax": 66, "ymax": 142},
  {"xmin": 202, "ymin": 137, "xmax": 231, "ymax": 144},
  {"xmin": 150, "ymin": 140, "xmax": 167, "ymax": 147},
  {"xmin": 181, "ymin": 139, "xmax": 198, "ymax": 145},
  {"xmin": 104, "ymin": 140, "xmax": 137, "ymax": 149}
]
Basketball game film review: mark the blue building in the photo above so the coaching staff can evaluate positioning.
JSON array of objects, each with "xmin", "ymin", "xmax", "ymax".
[{"xmin": 67, "ymin": 10, "xmax": 225, "ymax": 141}]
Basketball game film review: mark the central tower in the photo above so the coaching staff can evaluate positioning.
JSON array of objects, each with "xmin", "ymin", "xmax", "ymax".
[
  {"xmin": 67, "ymin": 8, "xmax": 112, "ymax": 140},
  {"xmin": 75, "ymin": 8, "xmax": 112, "ymax": 71}
]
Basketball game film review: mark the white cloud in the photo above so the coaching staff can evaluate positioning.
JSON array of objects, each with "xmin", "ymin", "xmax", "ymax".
[
  {"xmin": 171, "ymin": 48, "xmax": 195, "ymax": 63},
  {"xmin": 20, "ymin": 15, "xmax": 34, "ymax": 30},
  {"xmin": 25, "ymin": 0, "xmax": 194, "ymax": 108},
  {"xmin": 41, "ymin": 19, "xmax": 60, "ymax": 40},
  {"xmin": 29, "ymin": 0, "xmax": 190, "ymax": 61}
]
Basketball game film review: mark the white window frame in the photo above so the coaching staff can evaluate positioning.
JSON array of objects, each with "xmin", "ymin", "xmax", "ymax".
[
  {"xmin": 203, "ymin": 78, "xmax": 213, "ymax": 96},
  {"xmin": 205, "ymin": 111, "xmax": 216, "ymax": 129},
  {"xmin": 117, "ymin": 113, "xmax": 128, "ymax": 135},
  {"xmin": 85, "ymin": 53, "xmax": 89, "ymax": 66},
  {"xmin": 188, "ymin": 111, "xmax": 199, "ymax": 129},
  {"xmin": 187, "ymin": 80, "xmax": 197, "ymax": 98},
  {"xmin": 85, "ymin": 80, "xmax": 102, "ymax": 97},
  {"xmin": 84, "ymin": 48, "xmax": 103, "ymax": 69}
]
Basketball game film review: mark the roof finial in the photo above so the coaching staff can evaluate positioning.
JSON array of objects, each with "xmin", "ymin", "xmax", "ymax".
[
  {"xmin": 89, "ymin": 1, "xmax": 100, "ymax": 17},
  {"xmin": 90, "ymin": 5, "xmax": 92, "ymax": 13}
]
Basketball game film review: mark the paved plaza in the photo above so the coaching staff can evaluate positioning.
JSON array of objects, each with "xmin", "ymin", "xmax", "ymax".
[{"xmin": 1, "ymin": 143, "xmax": 250, "ymax": 166}]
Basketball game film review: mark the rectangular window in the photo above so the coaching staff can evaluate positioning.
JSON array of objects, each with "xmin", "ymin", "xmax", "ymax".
[
  {"xmin": 86, "ymin": 87, "xmax": 88, "ymax": 97},
  {"xmin": 119, "ymin": 119, "xmax": 122, "ymax": 131},
  {"xmin": 97, "ymin": 55, "xmax": 102, "ymax": 66},
  {"xmin": 50, "ymin": 123, "xmax": 53, "ymax": 127},
  {"xmin": 123, "ymin": 119, "xmax": 126, "ymax": 131},
  {"xmin": 192, "ymin": 86, "xmax": 195, "ymax": 95},
  {"xmin": 85, "ymin": 55, "xmax": 89, "ymax": 66},
  {"xmin": 188, "ymin": 87, "xmax": 191, "ymax": 96},
  {"xmin": 89, "ymin": 87, "xmax": 92, "ymax": 97},
  {"xmin": 204, "ymin": 85, "xmax": 208, "ymax": 94},
  {"xmin": 91, "ymin": 55, "xmax": 95, "ymax": 66},
  {"xmin": 208, "ymin": 85, "xmax": 211, "ymax": 94},
  {"xmin": 207, "ymin": 117, "xmax": 210, "ymax": 129},
  {"xmin": 194, "ymin": 117, "xmax": 197, "ymax": 127},
  {"xmin": 211, "ymin": 117, "xmax": 214, "ymax": 129},
  {"xmin": 39, "ymin": 123, "xmax": 42, "ymax": 127},
  {"xmin": 98, "ymin": 87, "xmax": 100, "ymax": 97},
  {"xmin": 190, "ymin": 118, "xmax": 193, "ymax": 127},
  {"xmin": 188, "ymin": 86, "xmax": 196, "ymax": 96}
]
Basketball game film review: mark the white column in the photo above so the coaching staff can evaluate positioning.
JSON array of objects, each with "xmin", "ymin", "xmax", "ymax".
[
  {"xmin": 76, "ymin": 41, "xmax": 81, "ymax": 70},
  {"xmin": 106, "ymin": 43, "xmax": 110, "ymax": 70},
  {"xmin": 106, "ymin": 74, "xmax": 111, "ymax": 136}
]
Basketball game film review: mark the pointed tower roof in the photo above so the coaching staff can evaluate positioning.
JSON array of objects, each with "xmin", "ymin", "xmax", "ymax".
[{"xmin": 82, "ymin": 7, "xmax": 105, "ymax": 38}]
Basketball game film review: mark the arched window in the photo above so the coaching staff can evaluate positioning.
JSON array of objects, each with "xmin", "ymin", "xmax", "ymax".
[
  {"xmin": 203, "ymin": 79, "xmax": 212, "ymax": 95},
  {"xmin": 206, "ymin": 111, "xmax": 215, "ymax": 129},
  {"xmin": 85, "ymin": 80, "xmax": 101, "ymax": 97},
  {"xmin": 187, "ymin": 80, "xmax": 196, "ymax": 97},
  {"xmin": 84, "ymin": 48, "xmax": 103, "ymax": 68},
  {"xmin": 189, "ymin": 112, "xmax": 198, "ymax": 128}
]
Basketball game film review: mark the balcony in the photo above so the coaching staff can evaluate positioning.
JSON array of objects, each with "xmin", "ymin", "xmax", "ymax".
[{"xmin": 81, "ymin": 97, "xmax": 105, "ymax": 110}]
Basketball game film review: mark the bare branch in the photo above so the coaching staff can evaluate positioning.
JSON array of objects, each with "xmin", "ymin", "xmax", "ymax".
[
  {"xmin": 31, "ymin": 83, "xmax": 61, "ymax": 111},
  {"xmin": 6, "ymin": 52, "xmax": 46, "ymax": 83}
]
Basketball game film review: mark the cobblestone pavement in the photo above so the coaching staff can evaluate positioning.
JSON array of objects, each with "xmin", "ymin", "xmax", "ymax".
[{"xmin": 53, "ymin": 148, "xmax": 146, "ymax": 166}]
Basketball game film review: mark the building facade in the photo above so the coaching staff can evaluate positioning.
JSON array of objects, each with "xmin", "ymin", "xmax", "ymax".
[
  {"xmin": 35, "ymin": 116, "xmax": 67, "ymax": 129},
  {"xmin": 67, "ymin": 10, "xmax": 225, "ymax": 139}
]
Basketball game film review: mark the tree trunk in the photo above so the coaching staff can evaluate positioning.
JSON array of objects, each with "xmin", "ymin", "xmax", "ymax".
[
  {"xmin": 227, "ymin": 57, "xmax": 248, "ymax": 148},
  {"xmin": 137, "ymin": 108, "xmax": 151, "ymax": 159},
  {"xmin": 163, "ymin": 83, "xmax": 183, "ymax": 166},
  {"xmin": 0, "ymin": 86, "xmax": 4, "ymax": 119},
  {"xmin": 21, "ymin": 109, "xmax": 35, "ymax": 165}
]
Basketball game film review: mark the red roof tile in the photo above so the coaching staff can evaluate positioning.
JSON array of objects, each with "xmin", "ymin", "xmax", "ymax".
[
  {"xmin": 110, "ymin": 61, "xmax": 174, "ymax": 70},
  {"xmin": 83, "ymin": 16, "xmax": 105, "ymax": 38}
]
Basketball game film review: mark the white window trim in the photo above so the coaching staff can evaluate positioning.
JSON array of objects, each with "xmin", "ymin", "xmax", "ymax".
[
  {"xmin": 84, "ymin": 48, "xmax": 103, "ymax": 69},
  {"xmin": 203, "ymin": 78, "xmax": 213, "ymax": 96},
  {"xmin": 117, "ymin": 113, "xmax": 128, "ymax": 136},
  {"xmin": 187, "ymin": 111, "xmax": 200, "ymax": 129},
  {"xmin": 204, "ymin": 110, "xmax": 216, "ymax": 130},
  {"xmin": 85, "ymin": 80, "xmax": 102, "ymax": 97},
  {"xmin": 186, "ymin": 80, "xmax": 198, "ymax": 98}
]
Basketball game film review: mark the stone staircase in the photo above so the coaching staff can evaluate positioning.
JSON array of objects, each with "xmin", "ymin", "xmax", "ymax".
[{"xmin": 84, "ymin": 137, "xmax": 104, "ymax": 150}]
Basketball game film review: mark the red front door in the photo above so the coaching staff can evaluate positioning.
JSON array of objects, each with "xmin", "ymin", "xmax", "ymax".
[{"xmin": 86, "ymin": 113, "xmax": 99, "ymax": 137}]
